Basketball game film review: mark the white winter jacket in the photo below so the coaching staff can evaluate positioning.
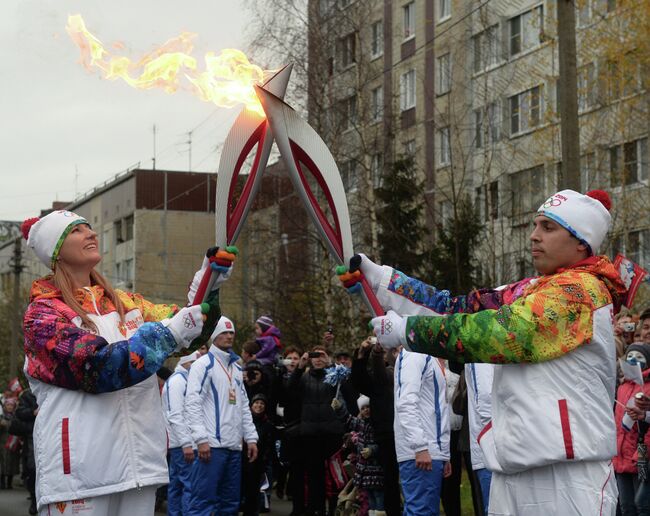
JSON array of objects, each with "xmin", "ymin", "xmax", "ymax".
[
  {"xmin": 162, "ymin": 364, "xmax": 194, "ymax": 449},
  {"xmin": 465, "ymin": 363, "xmax": 494, "ymax": 471},
  {"xmin": 394, "ymin": 349, "xmax": 450, "ymax": 463},
  {"xmin": 374, "ymin": 257, "xmax": 625, "ymax": 474},
  {"xmin": 185, "ymin": 345, "xmax": 258, "ymax": 449},
  {"xmin": 23, "ymin": 280, "xmax": 181, "ymax": 510}
]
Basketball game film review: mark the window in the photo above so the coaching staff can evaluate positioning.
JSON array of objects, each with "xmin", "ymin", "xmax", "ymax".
[
  {"xmin": 612, "ymin": 230, "xmax": 650, "ymax": 270},
  {"xmin": 509, "ymin": 85, "xmax": 542, "ymax": 135},
  {"xmin": 338, "ymin": 33, "xmax": 356, "ymax": 68},
  {"xmin": 403, "ymin": 2, "xmax": 415, "ymax": 39},
  {"xmin": 400, "ymin": 69, "xmax": 416, "ymax": 111},
  {"xmin": 125, "ymin": 215, "xmax": 134, "ymax": 241},
  {"xmin": 439, "ymin": 201, "xmax": 452, "ymax": 230},
  {"xmin": 476, "ymin": 181, "xmax": 500, "ymax": 220},
  {"xmin": 405, "ymin": 139, "xmax": 416, "ymax": 157},
  {"xmin": 577, "ymin": 63, "xmax": 596, "ymax": 111},
  {"xmin": 438, "ymin": 0, "xmax": 451, "ymax": 21},
  {"xmin": 473, "ymin": 25, "xmax": 499, "ymax": 72},
  {"xmin": 341, "ymin": 160, "xmax": 359, "ymax": 191},
  {"xmin": 580, "ymin": 152, "xmax": 599, "ymax": 190},
  {"xmin": 102, "ymin": 229, "xmax": 110, "ymax": 254},
  {"xmin": 610, "ymin": 138, "xmax": 648, "ymax": 186},
  {"xmin": 436, "ymin": 53, "xmax": 451, "ymax": 95},
  {"xmin": 509, "ymin": 6, "xmax": 544, "ymax": 57},
  {"xmin": 577, "ymin": 0, "xmax": 591, "ymax": 27},
  {"xmin": 338, "ymin": 95, "xmax": 357, "ymax": 130},
  {"xmin": 371, "ymin": 21, "xmax": 383, "ymax": 58},
  {"xmin": 474, "ymin": 102, "xmax": 501, "ymax": 148},
  {"xmin": 510, "ymin": 166, "xmax": 545, "ymax": 216},
  {"xmin": 371, "ymin": 85, "xmax": 384, "ymax": 122},
  {"xmin": 438, "ymin": 127, "xmax": 451, "ymax": 166},
  {"xmin": 371, "ymin": 153, "xmax": 384, "ymax": 189},
  {"xmin": 114, "ymin": 219, "xmax": 123, "ymax": 244}
]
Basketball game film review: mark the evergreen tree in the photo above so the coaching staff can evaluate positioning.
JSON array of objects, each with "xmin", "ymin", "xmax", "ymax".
[
  {"xmin": 425, "ymin": 195, "xmax": 483, "ymax": 293},
  {"xmin": 376, "ymin": 156, "xmax": 427, "ymax": 275}
]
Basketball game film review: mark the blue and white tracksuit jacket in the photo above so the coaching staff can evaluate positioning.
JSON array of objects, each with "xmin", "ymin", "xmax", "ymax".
[
  {"xmin": 162, "ymin": 364, "xmax": 194, "ymax": 450},
  {"xmin": 394, "ymin": 349, "xmax": 450, "ymax": 463},
  {"xmin": 185, "ymin": 345, "xmax": 258, "ymax": 449}
]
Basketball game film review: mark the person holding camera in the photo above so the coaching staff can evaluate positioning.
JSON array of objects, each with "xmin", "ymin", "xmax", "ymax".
[{"xmin": 288, "ymin": 345, "xmax": 345, "ymax": 516}]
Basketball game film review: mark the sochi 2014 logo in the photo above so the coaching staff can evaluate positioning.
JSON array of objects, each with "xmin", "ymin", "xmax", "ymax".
[{"xmin": 381, "ymin": 319, "xmax": 393, "ymax": 335}]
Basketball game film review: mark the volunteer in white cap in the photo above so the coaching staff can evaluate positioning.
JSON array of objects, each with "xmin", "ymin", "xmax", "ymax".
[
  {"xmin": 340, "ymin": 190, "xmax": 627, "ymax": 515},
  {"xmin": 20, "ymin": 210, "xmax": 235, "ymax": 516},
  {"xmin": 185, "ymin": 316, "xmax": 258, "ymax": 515}
]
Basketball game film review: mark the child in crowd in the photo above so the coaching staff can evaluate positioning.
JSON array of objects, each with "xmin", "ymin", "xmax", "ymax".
[
  {"xmin": 332, "ymin": 395, "xmax": 385, "ymax": 516},
  {"xmin": 254, "ymin": 316, "xmax": 282, "ymax": 367}
]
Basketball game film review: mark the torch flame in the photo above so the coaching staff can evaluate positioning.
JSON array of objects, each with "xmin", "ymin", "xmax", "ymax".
[{"xmin": 66, "ymin": 14, "xmax": 269, "ymax": 115}]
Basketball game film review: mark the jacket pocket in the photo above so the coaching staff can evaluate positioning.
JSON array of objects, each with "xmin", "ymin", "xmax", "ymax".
[{"xmin": 61, "ymin": 417, "xmax": 71, "ymax": 474}]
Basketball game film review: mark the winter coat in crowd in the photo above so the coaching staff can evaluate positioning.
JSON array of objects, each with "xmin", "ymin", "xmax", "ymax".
[
  {"xmin": 255, "ymin": 326, "xmax": 282, "ymax": 366},
  {"xmin": 614, "ymin": 367, "xmax": 650, "ymax": 474},
  {"xmin": 288, "ymin": 366, "xmax": 345, "ymax": 437},
  {"xmin": 333, "ymin": 403, "xmax": 383, "ymax": 490}
]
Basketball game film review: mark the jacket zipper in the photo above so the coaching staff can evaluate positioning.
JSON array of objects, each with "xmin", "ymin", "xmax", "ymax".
[{"xmin": 86, "ymin": 288, "xmax": 142, "ymax": 488}]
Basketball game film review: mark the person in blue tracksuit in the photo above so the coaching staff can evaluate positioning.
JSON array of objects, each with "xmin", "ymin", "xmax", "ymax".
[
  {"xmin": 162, "ymin": 351, "xmax": 200, "ymax": 515},
  {"xmin": 394, "ymin": 349, "xmax": 451, "ymax": 516},
  {"xmin": 185, "ymin": 317, "xmax": 258, "ymax": 516}
]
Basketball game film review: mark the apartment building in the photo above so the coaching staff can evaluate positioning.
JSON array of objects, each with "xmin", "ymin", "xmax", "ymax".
[{"xmin": 307, "ymin": 0, "xmax": 648, "ymax": 291}]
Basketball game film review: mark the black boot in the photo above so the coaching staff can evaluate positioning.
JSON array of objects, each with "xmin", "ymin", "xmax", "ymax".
[
  {"xmin": 0, "ymin": 475, "xmax": 5, "ymax": 489},
  {"xmin": 29, "ymin": 499, "xmax": 37, "ymax": 515}
]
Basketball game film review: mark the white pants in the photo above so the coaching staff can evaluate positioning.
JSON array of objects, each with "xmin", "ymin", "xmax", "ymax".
[
  {"xmin": 488, "ymin": 460, "xmax": 617, "ymax": 516},
  {"xmin": 39, "ymin": 486, "xmax": 156, "ymax": 516}
]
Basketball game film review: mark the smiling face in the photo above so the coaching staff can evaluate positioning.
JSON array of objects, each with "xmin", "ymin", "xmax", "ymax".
[
  {"xmin": 529, "ymin": 215, "xmax": 589, "ymax": 275},
  {"xmin": 57, "ymin": 223, "xmax": 101, "ymax": 270},
  {"xmin": 251, "ymin": 400, "xmax": 266, "ymax": 415}
]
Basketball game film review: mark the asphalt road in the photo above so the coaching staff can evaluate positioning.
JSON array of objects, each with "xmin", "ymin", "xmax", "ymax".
[{"xmin": 0, "ymin": 484, "xmax": 293, "ymax": 516}]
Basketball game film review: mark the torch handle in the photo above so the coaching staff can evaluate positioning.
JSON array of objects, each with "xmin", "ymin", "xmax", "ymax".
[
  {"xmin": 360, "ymin": 277, "xmax": 385, "ymax": 317},
  {"xmin": 192, "ymin": 266, "xmax": 220, "ymax": 306}
]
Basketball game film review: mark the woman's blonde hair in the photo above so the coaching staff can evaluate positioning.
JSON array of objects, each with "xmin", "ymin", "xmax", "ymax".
[{"xmin": 53, "ymin": 262, "xmax": 125, "ymax": 333}]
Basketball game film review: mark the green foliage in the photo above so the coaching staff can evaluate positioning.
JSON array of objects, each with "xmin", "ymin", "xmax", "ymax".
[
  {"xmin": 376, "ymin": 156, "xmax": 427, "ymax": 275},
  {"xmin": 424, "ymin": 196, "xmax": 483, "ymax": 293}
]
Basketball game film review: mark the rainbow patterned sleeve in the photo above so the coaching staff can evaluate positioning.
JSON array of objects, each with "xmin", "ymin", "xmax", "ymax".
[
  {"xmin": 23, "ymin": 299, "xmax": 178, "ymax": 393},
  {"xmin": 404, "ymin": 272, "xmax": 607, "ymax": 364},
  {"xmin": 118, "ymin": 291, "xmax": 178, "ymax": 322},
  {"xmin": 387, "ymin": 269, "xmax": 532, "ymax": 313}
]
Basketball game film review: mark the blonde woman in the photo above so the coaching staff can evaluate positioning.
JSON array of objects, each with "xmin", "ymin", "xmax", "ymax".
[{"xmin": 20, "ymin": 210, "xmax": 232, "ymax": 516}]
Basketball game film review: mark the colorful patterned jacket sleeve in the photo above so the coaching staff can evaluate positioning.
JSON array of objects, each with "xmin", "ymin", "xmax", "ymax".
[
  {"xmin": 118, "ymin": 290, "xmax": 178, "ymax": 322},
  {"xmin": 387, "ymin": 269, "xmax": 531, "ymax": 314},
  {"xmin": 24, "ymin": 299, "xmax": 178, "ymax": 393},
  {"xmin": 404, "ymin": 272, "xmax": 607, "ymax": 364}
]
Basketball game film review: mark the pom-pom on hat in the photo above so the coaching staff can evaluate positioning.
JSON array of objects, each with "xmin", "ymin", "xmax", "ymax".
[
  {"xmin": 536, "ymin": 189, "xmax": 612, "ymax": 254},
  {"xmin": 357, "ymin": 395, "xmax": 370, "ymax": 410},
  {"xmin": 210, "ymin": 316, "xmax": 235, "ymax": 340},
  {"xmin": 22, "ymin": 210, "xmax": 89, "ymax": 269},
  {"xmin": 256, "ymin": 315, "xmax": 274, "ymax": 332}
]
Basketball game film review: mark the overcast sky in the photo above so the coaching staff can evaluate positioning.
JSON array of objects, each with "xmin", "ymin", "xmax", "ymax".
[{"xmin": 0, "ymin": 0, "xmax": 264, "ymax": 221}]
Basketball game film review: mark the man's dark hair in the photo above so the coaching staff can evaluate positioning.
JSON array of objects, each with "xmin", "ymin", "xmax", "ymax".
[
  {"xmin": 641, "ymin": 308, "xmax": 650, "ymax": 322},
  {"xmin": 242, "ymin": 340, "xmax": 261, "ymax": 355},
  {"xmin": 156, "ymin": 367, "xmax": 173, "ymax": 381},
  {"xmin": 283, "ymin": 346, "xmax": 302, "ymax": 357},
  {"xmin": 334, "ymin": 349, "xmax": 351, "ymax": 359}
]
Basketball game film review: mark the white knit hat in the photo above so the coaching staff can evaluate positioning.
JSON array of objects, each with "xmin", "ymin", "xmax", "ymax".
[
  {"xmin": 21, "ymin": 210, "xmax": 89, "ymax": 269},
  {"xmin": 211, "ymin": 316, "xmax": 235, "ymax": 340},
  {"xmin": 536, "ymin": 190, "xmax": 612, "ymax": 254},
  {"xmin": 178, "ymin": 351, "xmax": 200, "ymax": 366},
  {"xmin": 357, "ymin": 395, "xmax": 370, "ymax": 410}
]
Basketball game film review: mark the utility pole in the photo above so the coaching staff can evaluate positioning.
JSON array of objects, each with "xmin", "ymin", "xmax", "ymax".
[
  {"xmin": 9, "ymin": 237, "xmax": 23, "ymax": 378},
  {"xmin": 152, "ymin": 124, "xmax": 157, "ymax": 170},
  {"xmin": 557, "ymin": 0, "xmax": 581, "ymax": 190}
]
